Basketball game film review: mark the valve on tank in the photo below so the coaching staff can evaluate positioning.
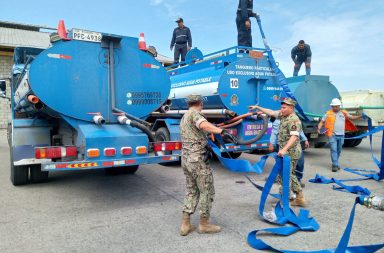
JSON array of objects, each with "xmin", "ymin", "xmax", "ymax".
[
  {"xmin": 87, "ymin": 112, "xmax": 105, "ymax": 125},
  {"xmin": 157, "ymin": 99, "xmax": 172, "ymax": 113},
  {"xmin": 93, "ymin": 115, "xmax": 105, "ymax": 125},
  {"xmin": 117, "ymin": 114, "xmax": 131, "ymax": 125}
]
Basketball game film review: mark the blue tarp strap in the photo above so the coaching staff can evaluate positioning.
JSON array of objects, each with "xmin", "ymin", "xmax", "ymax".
[
  {"xmin": 210, "ymin": 135, "xmax": 383, "ymax": 252},
  {"xmin": 254, "ymin": 15, "xmax": 310, "ymax": 122},
  {"xmin": 341, "ymin": 118, "xmax": 384, "ymax": 181},
  {"xmin": 309, "ymin": 174, "xmax": 372, "ymax": 196}
]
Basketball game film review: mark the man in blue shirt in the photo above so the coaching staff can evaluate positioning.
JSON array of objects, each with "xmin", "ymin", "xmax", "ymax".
[
  {"xmin": 170, "ymin": 18, "xmax": 192, "ymax": 65},
  {"xmin": 236, "ymin": 0, "xmax": 258, "ymax": 49},
  {"xmin": 269, "ymin": 118, "xmax": 309, "ymax": 186},
  {"xmin": 291, "ymin": 40, "xmax": 312, "ymax": 76}
]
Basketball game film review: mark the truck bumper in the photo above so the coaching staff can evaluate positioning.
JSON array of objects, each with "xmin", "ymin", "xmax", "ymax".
[{"xmin": 40, "ymin": 154, "xmax": 180, "ymax": 171}]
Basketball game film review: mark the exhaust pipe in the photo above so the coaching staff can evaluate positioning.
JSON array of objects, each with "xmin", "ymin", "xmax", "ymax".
[
  {"xmin": 160, "ymin": 104, "xmax": 170, "ymax": 113},
  {"xmin": 28, "ymin": 94, "xmax": 39, "ymax": 104},
  {"xmin": 93, "ymin": 115, "xmax": 106, "ymax": 125}
]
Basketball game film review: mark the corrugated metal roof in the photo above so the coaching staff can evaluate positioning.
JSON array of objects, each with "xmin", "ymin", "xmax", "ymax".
[
  {"xmin": 0, "ymin": 20, "xmax": 56, "ymax": 30},
  {"xmin": 156, "ymin": 53, "xmax": 173, "ymax": 65},
  {"xmin": 0, "ymin": 27, "xmax": 50, "ymax": 49}
]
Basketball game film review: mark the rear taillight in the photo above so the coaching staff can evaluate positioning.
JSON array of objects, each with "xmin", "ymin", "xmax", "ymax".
[
  {"xmin": 104, "ymin": 148, "xmax": 116, "ymax": 157},
  {"xmin": 35, "ymin": 146, "xmax": 77, "ymax": 159},
  {"xmin": 87, "ymin": 149, "xmax": 100, "ymax": 158},
  {"xmin": 121, "ymin": 147, "xmax": 132, "ymax": 155},
  {"xmin": 153, "ymin": 141, "xmax": 182, "ymax": 152},
  {"xmin": 136, "ymin": 146, "xmax": 147, "ymax": 155}
]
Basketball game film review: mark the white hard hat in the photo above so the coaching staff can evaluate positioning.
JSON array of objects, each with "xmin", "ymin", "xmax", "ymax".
[{"xmin": 330, "ymin": 98, "xmax": 342, "ymax": 106}]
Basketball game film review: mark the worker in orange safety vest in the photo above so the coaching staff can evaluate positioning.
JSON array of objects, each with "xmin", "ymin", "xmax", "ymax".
[{"xmin": 317, "ymin": 98, "xmax": 363, "ymax": 172}]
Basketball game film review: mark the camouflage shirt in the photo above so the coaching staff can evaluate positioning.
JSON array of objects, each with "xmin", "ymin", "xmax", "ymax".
[
  {"xmin": 278, "ymin": 112, "xmax": 302, "ymax": 159},
  {"xmin": 180, "ymin": 108, "xmax": 208, "ymax": 155}
]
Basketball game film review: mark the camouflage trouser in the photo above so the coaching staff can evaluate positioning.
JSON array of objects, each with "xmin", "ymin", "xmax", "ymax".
[
  {"xmin": 181, "ymin": 155, "xmax": 215, "ymax": 218},
  {"xmin": 277, "ymin": 158, "xmax": 302, "ymax": 194}
]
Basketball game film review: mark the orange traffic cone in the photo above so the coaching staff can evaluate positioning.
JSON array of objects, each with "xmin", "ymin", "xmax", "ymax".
[
  {"xmin": 138, "ymin": 32, "xmax": 147, "ymax": 51},
  {"xmin": 58, "ymin": 20, "xmax": 70, "ymax": 40}
]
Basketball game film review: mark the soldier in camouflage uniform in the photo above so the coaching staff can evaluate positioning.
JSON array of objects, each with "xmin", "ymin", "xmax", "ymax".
[
  {"xmin": 249, "ymin": 98, "xmax": 307, "ymax": 207},
  {"xmin": 179, "ymin": 94, "xmax": 237, "ymax": 236}
]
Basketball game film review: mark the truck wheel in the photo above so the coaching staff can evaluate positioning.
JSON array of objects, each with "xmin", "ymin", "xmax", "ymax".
[
  {"xmin": 10, "ymin": 148, "xmax": 29, "ymax": 186},
  {"xmin": 121, "ymin": 165, "xmax": 139, "ymax": 174},
  {"xmin": 314, "ymin": 142, "xmax": 326, "ymax": 148},
  {"xmin": 10, "ymin": 165, "xmax": 29, "ymax": 186},
  {"xmin": 30, "ymin": 164, "xmax": 49, "ymax": 183},
  {"xmin": 155, "ymin": 127, "xmax": 180, "ymax": 165},
  {"xmin": 104, "ymin": 168, "xmax": 119, "ymax": 175},
  {"xmin": 344, "ymin": 131, "xmax": 364, "ymax": 148},
  {"xmin": 350, "ymin": 138, "xmax": 363, "ymax": 147},
  {"xmin": 343, "ymin": 139, "xmax": 354, "ymax": 147},
  {"xmin": 105, "ymin": 165, "xmax": 139, "ymax": 175},
  {"xmin": 221, "ymin": 151, "xmax": 242, "ymax": 159},
  {"xmin": 343, "ymin": 133, "xmax": 358, "ymax": 147},
  {"xmin": 155, "ymin": 127, "xmax": 171, "ymax": 155}
]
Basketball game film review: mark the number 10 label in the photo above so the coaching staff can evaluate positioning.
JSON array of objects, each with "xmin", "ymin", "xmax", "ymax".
[{"xmin": 230, "ymin": 78, "xmax": 239, "ymax": 89}]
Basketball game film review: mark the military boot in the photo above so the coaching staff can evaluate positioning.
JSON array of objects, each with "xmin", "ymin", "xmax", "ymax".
[
  {"xmin": 180, "ymin": 213, "xmax": 196, "ymax": 236},
  {"xmin": 290, "ymin": 191, "xmax": 307, "ymax": 207},
  {"xmin": 198, "ymin": 216, "xmax": 221, "ymax": 234}
]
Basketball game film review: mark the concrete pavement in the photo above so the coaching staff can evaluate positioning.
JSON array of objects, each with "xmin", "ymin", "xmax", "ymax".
[{"xmin": 0, "ymin": 129, "xmax": 383, "ymax": 252}]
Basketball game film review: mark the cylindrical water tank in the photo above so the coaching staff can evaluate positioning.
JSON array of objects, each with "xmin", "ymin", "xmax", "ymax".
[
  {"xmin": 285, "ymin": 75, "xmax": 341, "ymax": 119},
  {"xmin": 16, "ymin": 36, "xmax": 171, "ymax": 122},
  {"xmin": 168, "ymin": 50, "xmax": 340, "ymax": 118},
  {"xmin": 169, "ymin": 56, "xmax": 283, "ymax": 115}
]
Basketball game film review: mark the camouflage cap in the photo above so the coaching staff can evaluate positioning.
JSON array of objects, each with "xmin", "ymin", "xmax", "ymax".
[
  {"xmin": 186, "ymin": 94, "xmax": 203, "ymax": 103},
  {"xmin": 281, "ymin": 97, "xmax": 297, "ymax": 106}
]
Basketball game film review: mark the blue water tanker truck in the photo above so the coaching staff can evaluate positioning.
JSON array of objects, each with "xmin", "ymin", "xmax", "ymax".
[
  {"xmin": 4, "ymin": 24, "xmax": 181, "ymax": 186},
  {"xmin": 149, "ymin": 47, "xmax": 346, "ymax": 157}
]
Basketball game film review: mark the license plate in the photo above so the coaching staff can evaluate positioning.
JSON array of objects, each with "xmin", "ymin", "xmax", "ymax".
[
  {"xmin": 310, "ymin": 133, "xmax": 318, "ymax": 138},
  {"xmin": 72, "ymin": 28, "xmax": 102, "ymax": 43}
]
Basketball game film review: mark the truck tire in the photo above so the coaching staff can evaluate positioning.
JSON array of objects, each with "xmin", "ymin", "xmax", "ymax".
[
  {"xmin": 343, "ymin": 139, "xmax": 354, "ymax": 147},
  {"xmin": 343, "ymin": 132, "xmax": 359, "ymax": 147},
  {"xmin": 154, "ymin": 127, "xmax": 181, "ymax": 165},
  {"xmin": 155, "ymin": 127, "xmax": 171, "ymax": 155},
  {"xmin": 105, "ymin": 165, "xmax": 139, "ymax": 175},
  {"xmin": 30, "ymin": 164, "xmax": 49, "ymax": 183},
  {"xmin": 221, "ymin": 151, "xmax": 242, "ymax": 159},
  {"xmin": 121, "ymin": 165, "xmax": 139, "ymax": 174},
  {"xmin": 314, "ymin": 142, "xmax": 326, "ymax": 148},
  {"xmin": 10, "ymin": 148, "xmax": 29, "ymax": 186},
  {"xmin": 350, "ymin": 138, "xmax": 363, "ymax": 147}
]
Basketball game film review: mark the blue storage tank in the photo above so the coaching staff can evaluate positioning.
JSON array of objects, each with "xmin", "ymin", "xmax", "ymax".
[
  {"xmin": 286, "ymin": 75, "xmax": 340, "ymax": 119},
  {"xmin": 14, "ymin": 36, "xmax": 170, "ymax": 123},
  {"xmin": 168, "ymin": 48, "xmax": 340, "ymax": 119},
  {"xmin": 169, "ymin": 50, "xmax": 283, "ymax": 115}
]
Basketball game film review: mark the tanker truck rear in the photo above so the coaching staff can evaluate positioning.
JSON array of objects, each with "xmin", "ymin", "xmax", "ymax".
[{"xmin": 3, "ymin": 23, "xmax": 180, "ymax": 186}]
